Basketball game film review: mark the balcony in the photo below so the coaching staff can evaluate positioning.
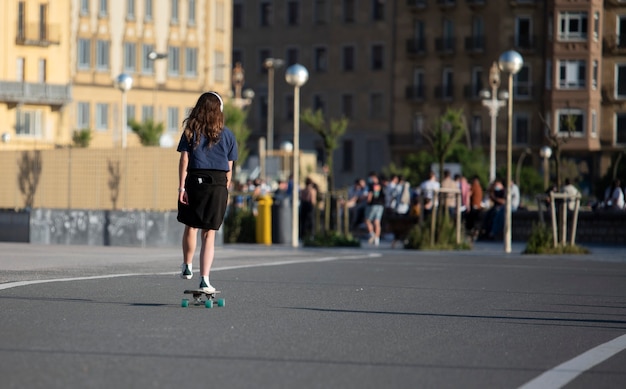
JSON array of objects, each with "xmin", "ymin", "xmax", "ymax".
[
  {"xmin": 435, "ymin": 37, "xmax": 456, "ymax": 55},
  {"xmin": 406, "ymin": 38, "xmax": 427, "ymax": 56},
  {"xmin": 435, "ymin": 84, "xmax": 454, "ymax": 100},
  {"xmin": 407, "ymin": 0, "xmax": 428, "ymax": 9},
  {"xmin": 0, "ymin": 81, "xmax": 72, "ymax": 106},
  {"xmin": 509, "ymin": 0, "xmax": 541, "ymax": 7},
  {"xmin": 16, "ymin": 23, "xmax": 60, "ymax": 46},
  {"xmin": 465, "ymin": 35, "xmax": 485, "ymax": 53},
  {"xmin": 511, "ymin": 34, "xmax": 539, "ymax": 53},
  {"xmin": 604, "ymin": 0, "xmax": 626, "ymax": 8},
  {"xmin": 603, "ymin": 34, "xmax": 626, "ymax": 55},
  {"xmin": 437, "ymin": 0, "xmax": 457, "ymax": 8},
  {"xmin": 405, "ymin": 85, "xmax": 427, "ymax": 101},
  {"xmin": 466, "ymin": 0, "xmax": 486, "ymax": 8}
]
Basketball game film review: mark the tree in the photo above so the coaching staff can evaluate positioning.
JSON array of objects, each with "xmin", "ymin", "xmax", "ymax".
[
  {"xmin": 72, "ymin": 128, "xmax": 92, "ymax": 148},
  {"xmin": 223, "ymin": 102, "xmax": 252, "ymax": 176},
  {"xmin": 423, "ymin": 108, "xmax": 467, "ymax": 181},
  {"xmin": 128, "ymin": 118, "xmax": 164, "ymax": 146},
  {"xmin": 300, "ymin": 108, "xmax": 349, "ymax": 192}
]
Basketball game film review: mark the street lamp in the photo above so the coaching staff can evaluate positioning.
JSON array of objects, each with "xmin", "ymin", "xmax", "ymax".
[
  {"xmin": 285, "ymin": 64, "xmax": 309, "ymax": 248},
  {"xmin": 147, "ymin": 51, "xmax": 167, "ymax": 121},
  {"xmin": 539, "ymin": 145, "xmax": 553, "ymax": 191},
  {"xmin": 480, "ymin": 62, "xmax": 508, "ymax": 184},
  {"xmin": 116, "ymin": 73, "xmax": 133, "ymax": 148},
  {"xmin": 498, "ymin": 50, "xmax": 523, "ymax": 254},
  {"xmin": 264, "ymin": 58, "xmax": 285, "ymax": 152}
]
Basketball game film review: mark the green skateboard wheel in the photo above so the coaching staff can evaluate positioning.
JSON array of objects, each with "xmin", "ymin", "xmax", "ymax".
[
  {"xmin": 205, "ymin": 300, "xmax": 214, "ymax": 308},
  {"xmin": 181, "ymin": 299, "xmax": 189, "ymax": 308},
  {"xmin": 217, "ymin": 298, "xmax": 225, "ymax": 307}
]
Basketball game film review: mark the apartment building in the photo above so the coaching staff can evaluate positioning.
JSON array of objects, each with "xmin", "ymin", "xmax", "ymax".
[
  {"xmin": 0, "ymin": 0, "xmax": 232, "ymax": 150},
  {"xmin": 235, "ymin": 0, "xmax": 625, "ymax": 192}
]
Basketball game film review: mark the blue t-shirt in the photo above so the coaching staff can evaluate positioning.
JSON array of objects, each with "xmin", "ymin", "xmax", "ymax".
[{"xmin": 176, "ymin": 127, "xmax": 238, "ymax": 171}]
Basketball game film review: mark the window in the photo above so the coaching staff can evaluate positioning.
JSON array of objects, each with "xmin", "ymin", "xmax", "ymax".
[
  {"xmin": 77, "ymin": 102, "xmax": 90, "ymax": 129},
  {"xmin": 557, "ymin": 109, "xmax": 584, "ymax": 135},
  {"xmin": 287, "ymin": 1, "xmax": 299, "ymax": 26},
  {"xmin": 167, "ymin": 107, "xmax": 179, "ymax": 132},
  {"xmin": 185, "ymin": 47, "xmax": 198, "ymax": 77},
  {"xmin": 470, "ymin": 115, "xmax": 482, "ymax": 147},
  {"xmin": 127, "ymin": 0, "xmax": 135, "ymax": 19},
  {"xmin": 558, "ymin": 60, "xmax": 585, "ymax": 89},
  {"xmin": 78, "ymin": 39, "xmax": 91, "ymax": 69},
  {"xmin": 80, "ymin": 0, "xmax": 89, "ymax": 15},
  {"xmin": 341, "ymin": 94, "xmax": 354, "ymax": 119},
  {"xmin": 616, "ymin": 113, "xmax": 626, "ymax": 144},
  {"xmin": 412, "ymin": 114, "xmax": 424, "ymax": 144},
  {"xmin": 546, "ymin": 60, "xmax": 552, "ymax": 89},
  {"xmin": 98, "ymin": 0, "xmax": 108, "ymax": 17},
  {"xmin": 214, "ymin": 1, "xmax": 224, "ymax": 30},
  {"xmin": 260, "ymin": 1, "xmax": 272, "ymax": 27},
  {"xmin": 410, "ymin": 68, "xmax": 425, "ymax": 99},
  {"xmin": 124, "ymin": 43, "xmax": 136, "ymax": 72},
  {"xmin": 95, "ymin": 103, "xmax": 109, "ymax": 130},
  {"xmin": 127, "ymin": 104, "xmax": 136, "ymax": 123},
  {"xmin": 515, "ymin": 65, "xmax": 531, "ymax": 98},
  {"xmin": 16, "ymin": 58, "xmax": 25, "ymax": 82},
  {"xmin": 559, "ymin": 11, "xmax": 587, "ymax": 41},
  {"xmin": 343, "ymin": 0, "xmax": 355, "ymax": 23},
  {"xmin": 617, "ymin": 64, "xmax": 626, "ymax": 97},
  {"xmin": 168, "ymin": 46, "xmax": 180, "ymax": 76},
  {"xmin": 470, "ymin": 67, "xmax": 483, "ymax": 98},
  {"xmin": 286, "ymin": 47, "xmax": 298, "ymax": 66},
  {"xmin": 592, "ymin": 60, "xmax": 598, "ymax": 90},
  {"xmin": 342, "ymin": 140, "xmax": 353, "ymax": 172},
  {"xmin": 516, "ymin": 16, "xmax": 533, "ymax": 48},
  {"xmin": 171, "ymin": 0, "xmax": 179, "ymax": 23},
  {"xmin": 16, "ymin": 110, "xmax": 43, "ymax": 137},
  {"xmin": 145, "ymin": 0, "xmax": 153, "ymax": 20},
  {"xmin": 370, "ymin": 93, "xmax": 384, "ymax": 119},
  {"xmin": 39, "ymin": 4, "xmax": 48, "ymax": 41},
  {"xmin": 142, "ymin": 105, "xmax": 154, "ymax": 120},
  {"xmin": 372, "ymin": 0, "xmax": 385, "ymax": 21},
  {"xmin": 213, "ymin": 51, "xmax": 225, "ymax": 81},
  {"xmin": 188, "ymin": 0, "xmax": 196, "ymax": 25},
  {"xmin": 342, "ymin": 46, "xmax": 355, "ymax": 72},
  {"xmin": 371, "ymin": 44, "xmax": 384, "ymax": 70},
  {"xmin": 313, "ymin": 94, "xmax": 325, "ymax": 114},
  {"xmin": 594, "ymin": 12, "xmax": 599, "ymax": 41},
  {"xmin": 314, "ymin": 47, "xmax": 328, "ymax": 72},
  {"xmin": 442, "ymin": 67, "xmax": 454, "ymax": 99},
  {"xmin": 443, "ymin": 19, "xmax": 455, "ymax": 51},
  {"xmin": 38, "ymin": 59, "xmax": 46, "ymax": 83},
  {"xmin": 233, "ymin": 2, "xmax": 243, "ymax": 28},
  {"xmin": 141, "ymin": 44, "xmax": 155, "ymax": 74},
  {"xmin": 314, "ymin": 0, "xmax": 328, "ymax": 24},
  {"xmin": 96, "ymin": 40, "xmax": 110, "ymax": 71},
  {"xmin": 591, "ymin": 110, "xmax": 597, "ymax": 137},
  {"xmin": 514, "ymin": 113, "xmax": 530, "ymax": 144}
]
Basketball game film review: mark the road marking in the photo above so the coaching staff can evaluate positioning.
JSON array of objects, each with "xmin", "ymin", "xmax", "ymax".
[
  {"xmin": 0, "ymin": 253, "xmax": 380, "ymax": 291},
  {"xmin": 518, "ymin": 333, "xmax": 626, "ymax": 389}
]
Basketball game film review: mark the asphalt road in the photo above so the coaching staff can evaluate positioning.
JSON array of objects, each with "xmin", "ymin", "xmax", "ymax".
[{"xmin": 1, "ymin": 242, "xmax": 626, "ymax": 389}]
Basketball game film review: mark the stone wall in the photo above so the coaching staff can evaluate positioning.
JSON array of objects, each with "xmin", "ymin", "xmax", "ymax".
[{"xmin": 0, "ymin": 208, "xmax": 223, "ymax": 247}]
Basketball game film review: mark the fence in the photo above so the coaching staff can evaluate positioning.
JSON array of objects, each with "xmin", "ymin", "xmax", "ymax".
[{"xmin": 0, "ymin": 148, "xmax": 179, "ymax": 211}]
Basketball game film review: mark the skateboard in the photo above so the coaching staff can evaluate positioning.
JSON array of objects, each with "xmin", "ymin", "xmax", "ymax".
[{"xmin": 182, "ymin": 289, "xmax": 225, "ymax": 308}]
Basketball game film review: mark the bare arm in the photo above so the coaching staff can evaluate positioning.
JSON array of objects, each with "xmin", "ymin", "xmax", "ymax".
[
  {"xmin": 226, "ymin": 160, "xmax": 234, "ymax": 190},
  {"xmin": 178, "ymin": 151, "xmax": 189, "ymax": 204}
]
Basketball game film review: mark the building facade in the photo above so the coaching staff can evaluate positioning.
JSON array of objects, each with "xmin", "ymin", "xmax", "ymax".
[
  {"xmin": 234, "ymin": 0, "xmax": 626, "ymax": 194},
  {"xmin": 0, "ymin": 0, "xmax": 232, "ymax": 150}
]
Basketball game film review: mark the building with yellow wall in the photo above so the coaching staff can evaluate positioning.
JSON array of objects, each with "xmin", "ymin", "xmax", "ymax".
[{"xmin": 0, "ymin": 0, "xmax": 233, "ymax": 151}]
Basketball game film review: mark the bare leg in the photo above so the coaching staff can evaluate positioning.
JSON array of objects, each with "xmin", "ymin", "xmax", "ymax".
[
  {"xmin": 182, "ymin": 225, "xmax": 197, "ymax": 265},
  {"xmin": 374, "ymin": 220, "xmax": 381, "ymax": 239},
  {"xmin": 199, "ymin": 229, "xmax": 216, "ymax": 277}
]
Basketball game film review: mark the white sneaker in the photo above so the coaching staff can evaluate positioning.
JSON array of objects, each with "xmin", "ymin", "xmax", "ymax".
[
  {"xmin": 199, "ymin": 278, "xmax": 216, "ymax": 293},
  {"xmin": 374, "ymin": 237, "xmax": 380, "ymax": 246},
  {"xmin": 180, "ymin": 263, "xmax": 193, "ymax": 279}
]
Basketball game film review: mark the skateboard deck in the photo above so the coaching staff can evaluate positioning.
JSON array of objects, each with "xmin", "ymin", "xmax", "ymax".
[{"xmin": 182, "ymin": 289, "xmax": 224, "ymax": 308}]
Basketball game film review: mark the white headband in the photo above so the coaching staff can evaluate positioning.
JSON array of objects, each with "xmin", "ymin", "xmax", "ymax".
[{"xmin": 208, "ymin": 91, "xmax": 224, "ymax": 112}]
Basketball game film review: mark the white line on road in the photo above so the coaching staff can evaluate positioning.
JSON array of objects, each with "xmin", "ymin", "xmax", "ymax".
[
  {"xmin": 0, "ymin": 253, "xmax": 380, "ymax": 291},
  {"xmin": 518, "ymin": 333, "xmax": 626, "ymax": 389}
]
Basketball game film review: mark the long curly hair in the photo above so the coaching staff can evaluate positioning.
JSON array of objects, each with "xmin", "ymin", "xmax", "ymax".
[{"xmin": 182, "ymin": 92, "xmax": 224, "ymax": 149}]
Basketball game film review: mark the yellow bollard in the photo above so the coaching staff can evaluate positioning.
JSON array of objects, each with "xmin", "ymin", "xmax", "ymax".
[{"xmin": 255, "ymin": 194, "xmax": 273, "ymax": 245}]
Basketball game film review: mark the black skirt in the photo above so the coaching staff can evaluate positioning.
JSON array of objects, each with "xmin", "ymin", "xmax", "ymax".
[{"xmin": 177, "ymin": 169, "xmax": 229, "ymax": 230}]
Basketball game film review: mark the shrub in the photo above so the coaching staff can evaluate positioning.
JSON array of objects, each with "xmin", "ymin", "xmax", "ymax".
[
  {"xmin": 223, "ymin": 207, "xmax": 256, "ymax": 243},
  {"xmin": 523, "ymin": 222, "xmax": 590, "ymax": 254},
  {"xmin": 303, "ymin": 230, "xmax": 360, "ymax": 247},
  {"xmin": 72, "ymin": 129, "xmax": 92, "ymax": 148}
]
